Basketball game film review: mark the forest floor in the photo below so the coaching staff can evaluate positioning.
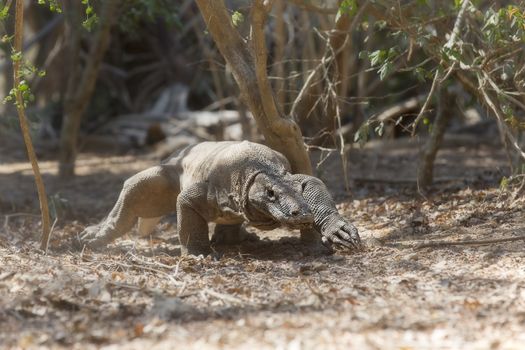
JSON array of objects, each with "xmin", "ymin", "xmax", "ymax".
[{"xmin": 1, "ymin": 133, "xmax": 524, "ymax": 349}]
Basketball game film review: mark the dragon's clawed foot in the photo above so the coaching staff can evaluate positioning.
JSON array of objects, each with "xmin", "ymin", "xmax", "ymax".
[
  {"xmin": 321, "ymin": 218, "xmax": 362, "ymax": 250},
  {"xmin": 75, "ymin": 225, "xmax": 112, "ymax": 250}
]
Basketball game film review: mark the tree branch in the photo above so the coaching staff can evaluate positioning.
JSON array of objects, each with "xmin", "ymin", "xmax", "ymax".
[
  {"xmin": 13, "ymin": 0, "xmax": 51, "ymax": 251},
  {"xmin": 290, "ymin": 1, "xmax": 369, "ymax": 121},
  {"xmin": 286, "ymin": 0, "xmax": 338, "ymax": 14},
  {"xmin": 251, "ymin": 0, "xmax": 286, "ymax": 129},
  {"xmin": 195, "ymin": 0, "xmax": 312, "ymax": 174}
]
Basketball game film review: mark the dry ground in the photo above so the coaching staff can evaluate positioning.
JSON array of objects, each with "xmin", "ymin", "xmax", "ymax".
[{"xmin": 1, "ymin": 134, "xmax": 524, "ymax": 349}]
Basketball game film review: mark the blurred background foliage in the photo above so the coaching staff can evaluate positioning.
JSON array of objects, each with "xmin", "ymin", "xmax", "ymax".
[{"xmin": 0, "ymin": 0, "xmax": 524, "ymax": 185}]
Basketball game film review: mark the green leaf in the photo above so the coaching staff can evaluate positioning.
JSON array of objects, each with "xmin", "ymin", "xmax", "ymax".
[
  {"xmin": 369, "ymin": 50, "xmax": 385, "ymax": 66},
  {"xmin": 354, "ymin": 123, "xmax": 370, "ymax": 147},
  {"xmin": 500, "ymin": 176, "xmax": 509, "ymax": 189},
  {"xmin": 338, "ymin": 0, "xmax": 358, "ymax": 17},
  {"xmin": 413, "ymin": 67, "xmax": 427, "ymax": 82},
  {"xmin": 18, "ymin": 81, "xmax": 29, "ymax": 91},
  {"xmin": 231, "ymin": 11, "xmax": 244, "ymax": 27},
  {"xmin": 0, "ymin": 5, "xmax": 9, "ymax": 20},
  {"xmin": 378, "ymin": 61, "xmax": 393, "ymax": 80},
  {"xmin": 374, "ymin": 122, "xmax": 385, "ymax": 137},
  {"xmin": 37, "ymin": 0, "xmax": 62, "ymax": 13},
  {"xmin": 10, "ymin": 51, "xmax": 22, "ymax": 62}
]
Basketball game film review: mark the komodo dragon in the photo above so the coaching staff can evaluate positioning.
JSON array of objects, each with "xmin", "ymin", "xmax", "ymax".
[{"xmin": 78, "ymin": 141, "xmax": 361, "ymax": 255}]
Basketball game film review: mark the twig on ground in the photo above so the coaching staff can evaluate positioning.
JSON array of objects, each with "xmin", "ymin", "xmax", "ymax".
[
  {"xmin": 4, "ymin": 213, "xmax": 41, "ymax": 229},
  {"xmin": 107, "ymin": 281, "xmax": 164, "ymax": 295},
  {"xmin": 511, "ymin": 178, "xmax": 525, "ymax": 202},
  {"xmin": 202, "ymin": 288, "xmax": 252, "ymax": 305},
  {"xmin": 414, "ymin": 234, "xmax": 525, "ymax": 249},
  {"xmin": 125, "ymin": 252, "xmax": 180, "ymax": 271},
  {"xmin": 104, "ymin": 261, "xmax": 183, "ymax": 286},
  {"xmin": 43, "ymin": 217, "xmax": 58, "ymax": 255},
  {"xmin": 176, "ymin": 281, "xmax": 188, "ymax": 297},
  {"xmin": 0, "ymin": 271, "xmax": 16, "ymax": 281},
  {"xmin": 302, "ymin": 278, "xmax": 325, "ymax": 302}
]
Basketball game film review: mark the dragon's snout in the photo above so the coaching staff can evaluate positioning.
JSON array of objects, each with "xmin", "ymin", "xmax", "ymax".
[{"xmin": 282, "ymin": 207, "xmax": 314, "ymax": 228}]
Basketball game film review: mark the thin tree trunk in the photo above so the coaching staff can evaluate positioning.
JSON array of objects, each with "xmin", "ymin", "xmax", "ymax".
[
  {"xmin": 13, "ymin": 0, "xmax": 51, "ymax": 250},
  {"xmin": 417, "ymin": 87, "xmax": 451, "ymax": 190},
  {"xmin": 59, "ymin": 1, "xmax": 120, "ymax": 178},
  {"xmin": 195, "ymin": 0, "xmax": 312, "ymax": 174}
]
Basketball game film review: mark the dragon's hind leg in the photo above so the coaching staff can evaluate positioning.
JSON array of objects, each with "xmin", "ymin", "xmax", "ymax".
[{"xmin": 79, "ymin": 165, "xmax": 179, "ymax": 248}]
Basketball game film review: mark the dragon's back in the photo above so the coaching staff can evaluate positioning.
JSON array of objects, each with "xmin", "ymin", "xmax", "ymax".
[{"xmin": 168, "ymin": 141, "xmax": 290, "ymax": 190}]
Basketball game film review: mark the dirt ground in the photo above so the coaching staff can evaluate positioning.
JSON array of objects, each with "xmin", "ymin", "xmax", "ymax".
[{"xmin": 1, "ymin": 133, "xmax": 524, "ymax": 349}]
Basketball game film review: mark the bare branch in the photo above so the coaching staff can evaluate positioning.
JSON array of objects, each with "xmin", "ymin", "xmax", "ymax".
[
  {"xmin": 290, "ymin": 1, "xmax": 369, "ymax": 120},
  {"xmin": 374, "ymin": 95, "xmax": 426, "ymax": 123},
  {"xmin": 479, "ymin": 82, "xmax": 525, "ymax": 162},
  {"xmin": 410, "ymin": 68, "xmax": 440, "ymax": 136},
  {"xmin": 13, "ymin": 0, "xmax": 51, "ymax": 251},
  {"xmin": 444, "ymin": 0, "xmax": 471, "ymax": 49},
  {"xmin": 286, "ymin": 0, "xmax": 338, "ymax": 14}
]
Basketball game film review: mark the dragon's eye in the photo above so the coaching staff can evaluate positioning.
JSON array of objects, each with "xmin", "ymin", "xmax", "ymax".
[{"xmin": 266, "ymin": 188, "xmax": 275, "ymax": 199}]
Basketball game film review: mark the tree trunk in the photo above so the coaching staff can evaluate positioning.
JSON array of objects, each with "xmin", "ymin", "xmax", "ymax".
[
  {"xmin": 195, "ymin": 0, "xmax": 312, "ymax": 175},
  {"xmin": 13, "ymin": 0, "xmax": 51, "ymax": 251},
  {"xmin": 58, "ymin": 1, "xmax": 120, "ymax": 178},
  {"xmin": 417, "ymin": 87, "xmax": 451, "ymax": 190}
]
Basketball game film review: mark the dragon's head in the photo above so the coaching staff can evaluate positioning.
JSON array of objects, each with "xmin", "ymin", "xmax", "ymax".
[{"xmin": 245, "ymin": 173, "xmax": 314, "ymax": 230}]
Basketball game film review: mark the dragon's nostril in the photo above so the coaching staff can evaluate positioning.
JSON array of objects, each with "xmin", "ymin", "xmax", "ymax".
[{"xmin": 291, "ymin": 209, "xmax": 299, "ymax": 216}]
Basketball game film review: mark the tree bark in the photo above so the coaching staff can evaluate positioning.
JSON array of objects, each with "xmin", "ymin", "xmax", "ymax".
[
  {"xmin": 13, "ymin": 0, "xmax": 51, "ymax": 250},
  {"xmin": 58, "ymin": 1, "xmax": 120, "ymax": 178},
  {"xmin": 195, "ymin": 0, "xmax": 312, "ymax": 175},
  {"xmin": 417, "ymin": 87, "xmax": 451, "ymax": 190}
]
